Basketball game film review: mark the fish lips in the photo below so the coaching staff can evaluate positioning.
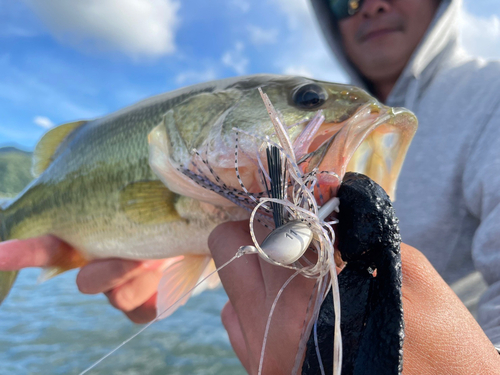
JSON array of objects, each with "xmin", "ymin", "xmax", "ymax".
[{"xmin": 297, "ymin": 103, "xmax": 417, "ymax": 203}]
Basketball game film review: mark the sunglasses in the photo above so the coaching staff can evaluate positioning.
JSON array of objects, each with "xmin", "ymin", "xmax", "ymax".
[{"xmin": 328, "ymin": 0, "xmax": 364, "ymax": 20}]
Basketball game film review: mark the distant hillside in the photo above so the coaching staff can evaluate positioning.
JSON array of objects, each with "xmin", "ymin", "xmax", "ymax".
[{"xmin": 0, "ymin": 147, "xmax": 33, "ymax": 197}]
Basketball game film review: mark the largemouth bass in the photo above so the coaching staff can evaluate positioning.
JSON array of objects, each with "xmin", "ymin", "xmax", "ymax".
[{"xmin": 0, "ymin": 74, "xmax": 417, "ymax": 314}]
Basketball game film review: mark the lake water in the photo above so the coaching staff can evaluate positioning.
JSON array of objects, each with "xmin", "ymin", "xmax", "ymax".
[
  {"xmin": 0, "ymin": 250, "xmax": 487, "ymax": 375},
  {"xmin": 0, "ymin": 269, "xmax": 246, "ymax": 375}
]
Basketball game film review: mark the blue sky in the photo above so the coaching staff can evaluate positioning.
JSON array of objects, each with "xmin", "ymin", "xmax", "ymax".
[{"xmin": 1, "ymin": 0, "xmax": 500, "ymax": 150}]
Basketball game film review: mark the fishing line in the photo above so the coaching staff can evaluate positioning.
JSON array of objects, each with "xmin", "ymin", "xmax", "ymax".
[
  {"xmin": 292, "ymin": 278, "xmax": 321, "ymax": 374},
  {"xmin": 257, "ymin": 269, "xmax": 302, "ymax": 375},
  {"xmin": 314, "ymin": 320, "xmax": 326, "ymax": 375},
  {"xmin": 292, "ymin": 274, "xmax": 329, "ymax": 374},
  {"xmin": 78, "ymin": 247, "xmax": 253, "ymax": 375}
]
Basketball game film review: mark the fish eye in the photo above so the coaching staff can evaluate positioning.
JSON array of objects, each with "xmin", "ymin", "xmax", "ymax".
[{"xmin": 292, "ymin": 84, "xmax": 327, "ymax": 110}]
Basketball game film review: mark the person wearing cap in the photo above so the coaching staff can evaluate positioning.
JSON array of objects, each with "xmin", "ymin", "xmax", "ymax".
[{"xmin": 1, "ymin": 0, "xmax": 500, "ymax": 373}]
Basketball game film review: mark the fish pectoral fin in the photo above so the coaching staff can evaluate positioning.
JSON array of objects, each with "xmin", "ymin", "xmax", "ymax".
[
  {"xmin": 32, "ymin": 120, "xmax": 87, "ymax": 177},
  {"xmin": 38, "ymin": 249, "xmax": 89, "ymax": 283},
  {"xmin": 156, "ymin": 255, "xmax": 220, "ymax": 320},
  {"xmin": 119, "ymin": 180, "xmax": 183, "ymax": 225}
]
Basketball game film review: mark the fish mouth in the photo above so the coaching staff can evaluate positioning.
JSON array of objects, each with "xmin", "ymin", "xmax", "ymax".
[{"xmin": 296, "ymin": 103, "xmax": 417, "ymax": 202}]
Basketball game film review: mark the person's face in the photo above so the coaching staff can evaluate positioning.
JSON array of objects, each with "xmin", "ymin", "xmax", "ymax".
[{"xmin": 338, "ymin": 0, "xmax": 440, "ymax": 83}]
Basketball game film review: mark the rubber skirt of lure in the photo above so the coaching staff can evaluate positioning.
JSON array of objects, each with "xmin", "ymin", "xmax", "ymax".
[{"xmin": 302, "ymin": 172, "xmax": 404, "ymax": 375}]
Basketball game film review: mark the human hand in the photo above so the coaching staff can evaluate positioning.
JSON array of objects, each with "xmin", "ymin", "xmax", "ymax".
[
  {"xmin": 0, "ymin": 236, "xmax": 163, "ymax": 323},
  {"xmin": 208, "ymin": 220, "xmax": 317, "ymax": 374},
  {"xmin": 209, "ymin": 221, "xmax": 500, "ymax": 375}
]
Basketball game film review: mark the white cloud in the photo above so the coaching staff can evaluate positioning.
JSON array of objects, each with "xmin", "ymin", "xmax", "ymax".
[
  {"xmin": 272, "ymin": 0, "xmax": 312, "ymax": 29},
  {"xmin": 459, "ymin": 9, "xmax": 500, "ymax": 59},
  {"xmin": 269, "ymin": 0, "xmax": 347, "ymax": 82},
  {"xmin": 175, "ymin": 68, "xmax": 218, "ymax": 86},
  {"xmin": 33, "ymin": 116, "xmax": 55, "ymax": 129},
  {"xmin": 283, "ymin": 66, "xmax": 313, "ymax": 78},
  {"xmin": 222, "ymin": 42, "xmax": 249, "ymax": 75},
  {"xmin": 247, "ymin": 25, "xmax": 279, "ymax": 45},
  {"xmin": 279, "ymin": 45, "xmax": 348, "ymax": 83},
  {"xmin": 230, "ymin": 0, "xmax": 250, "ymax": 13},
  {"xmin": 23, "ymin": 0, "xmax": 180, "ymax": 58}
]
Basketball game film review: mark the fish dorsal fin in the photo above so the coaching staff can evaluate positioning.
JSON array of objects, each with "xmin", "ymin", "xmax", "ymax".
[
  {"xmin": 32, "ymin": 120, "xmax": 87, "ymax": 177},
  {"xmin": 119, "ymin": 180, "xmax": 182, "ymax": 225},
  {"xmin": 156, "ymin": 255, "xmax": 220, "ymax": 319}
]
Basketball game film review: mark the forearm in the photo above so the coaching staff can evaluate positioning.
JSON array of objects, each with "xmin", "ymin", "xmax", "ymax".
[{"xmin": 401, "ymin": 244, "xmax": 500, "ymax": 374}]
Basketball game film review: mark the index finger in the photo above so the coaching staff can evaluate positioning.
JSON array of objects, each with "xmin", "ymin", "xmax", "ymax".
[
  {"xmin": 0, "ymin": 236, "xmax": 75, "ymax": 270},
  {"xmin": 208, "ymin": 220, "xmax": 265, "ymax": 310}
]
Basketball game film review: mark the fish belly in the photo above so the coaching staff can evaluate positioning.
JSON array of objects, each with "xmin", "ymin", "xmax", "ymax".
[
  {"xmin": 75, "ymin": 193, "xmax": 248, "ymax": 259},
  {"xmin": 66, "ymin": 217, "xmax": 216, "ymax": 260}
]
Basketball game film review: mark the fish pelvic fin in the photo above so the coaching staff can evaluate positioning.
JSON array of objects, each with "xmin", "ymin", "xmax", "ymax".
[
  {"xmin": 0, "ymin": 207, "xmax": 18, "ymax": 305},
  {"xmin": 156, "ymin": 255, "xmax": 220, "ymax": 319}
]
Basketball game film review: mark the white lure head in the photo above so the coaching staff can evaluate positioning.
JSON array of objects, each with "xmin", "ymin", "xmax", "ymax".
[{"xmin": 260, "ymin": 221, "xmax": 313, "ymax": 265}]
